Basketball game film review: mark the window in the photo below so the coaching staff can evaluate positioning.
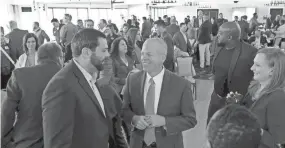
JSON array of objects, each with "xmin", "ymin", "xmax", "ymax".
[
  {"xmin": 53, "ymin": 8, "xmax": 66, "ymax": 21},
  {"xmin": 78, "ymin": 8, "xmax": 88, "ymax": 21}
]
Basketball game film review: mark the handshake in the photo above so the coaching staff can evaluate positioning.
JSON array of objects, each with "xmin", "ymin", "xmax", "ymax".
[
  {"xmin": 225, "ymin": 91, "xmax": 243, "ymax": 105},
  {"xmin": 132, "ymin": 115, "xmax": 166, "ymax": 130}
]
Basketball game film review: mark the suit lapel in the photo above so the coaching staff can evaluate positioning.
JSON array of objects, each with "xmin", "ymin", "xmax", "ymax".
[
  {"xmin": 139, "ymin": 71, "xmax": 147, "ymax": 115},
  {"xmin": 71, "ymin": 61, "xmax": 106, "ymax": 117},
  {"xmin": 157, "ymin": 70, "xmax": 171, "ymax": 114},
  {"xmin": 212, "ymin": 44, "xmax": 222, "ymax": 72},
  {"xmin": 227, "ymin": 41, "xmax": 242, "ymax": 86}
]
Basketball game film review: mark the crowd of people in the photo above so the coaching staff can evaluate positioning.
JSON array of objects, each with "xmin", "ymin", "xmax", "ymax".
[{"xmin": 1, "ymin": 9, "xmax": 285, "ymax": 148}]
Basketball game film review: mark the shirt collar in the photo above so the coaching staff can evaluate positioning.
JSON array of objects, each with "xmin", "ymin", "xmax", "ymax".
[
  {"xmin": 145, "ymin": 67, "xmax": 165, "ymax": 84},
  {"xmin": 73, "ymin": 59, "xmax": 96, "ymax": 83}
]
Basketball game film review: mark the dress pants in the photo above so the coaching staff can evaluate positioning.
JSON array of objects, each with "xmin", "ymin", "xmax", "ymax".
[{"xmin": 199, "ymin": 43, "xmax": 211, "ymax": 68}]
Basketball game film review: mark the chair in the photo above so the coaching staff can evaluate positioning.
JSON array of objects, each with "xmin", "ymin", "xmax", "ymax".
[{"xmin": 176, "ymin": 57, "xmax": 197, "ymax": 100}]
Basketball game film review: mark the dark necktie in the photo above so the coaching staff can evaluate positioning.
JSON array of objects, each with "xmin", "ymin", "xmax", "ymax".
[{"xmin": 144, "ymin": 78, "xmax": 156, "ymax": 145}]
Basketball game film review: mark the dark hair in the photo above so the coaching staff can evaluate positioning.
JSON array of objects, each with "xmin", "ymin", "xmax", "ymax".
[
  {"xmin": 163, "ymin": 15, "xmax": 168, "ymax": 18},
  {"xmin": 253, "ymin": 13, "xmax": 257, "ymax": 16},
  {"xmin": 142, "ymin": 17, "xmax": 147, "ymax": 20},
  {"xmin": 23, "ymin": 33, "xmax": 39, "ymax": 54},
  {"xmin": 77, "ymin": 19, "xmax": 83, "ymax": 22},
  {"xmin": 127, "ymin": 19, "xmax": 132, "ymax": 26},
  {"xmin": 207, "ymin": 104, "xmax": 261, "ymax": 148},
  {"xmin": 123, "ymin": 23, "xmax": 129, "ymax": 29},
  {"xmin": 37, "ymin": 42, "xmax": 62, "ymax": 63},
  {"xmin": 154, "ymin": 20, "xmax": 166, "ymax": 28},
  {"xmin": 64, "ymin": 14, "xmax": 72, "ymax": 21},
  {"xmin": 110, "ymin": 37, "xmax": 128, "ymax": 58},
  {"xmin": 86, "ymin": 19, "xmax": 94, "ymax": 24},
  {"xmin": 1, "ymin": 26, "xmax": 4, "ymax": 34},
  {"xmin": 180, "ymin": 23, "xmax": 186, "ymax": 27},
  {"xmin": 51, "ymin": 18, "xmax": 58, "ymax": 23},
  {"xmin": 100, "ymin": 19, "xmax": 107, "ymax": 24},
  {"xmin": 34, "ymin": 22, "xmax": 39, "ymax": 27},
  {"xmin": 71, "ymin": 28, "xmax": 106, "ymax": 58}
]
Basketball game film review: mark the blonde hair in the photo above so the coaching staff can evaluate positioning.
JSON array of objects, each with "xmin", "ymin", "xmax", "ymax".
[{"xmin": 248, "ymin": 48, "xmax": 285, "ymax": 98}]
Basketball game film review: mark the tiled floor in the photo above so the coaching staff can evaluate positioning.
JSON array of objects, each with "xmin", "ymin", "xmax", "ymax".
[{"xmin": 183, "ymin": 79, "xmax": 214, "ymax": 148}]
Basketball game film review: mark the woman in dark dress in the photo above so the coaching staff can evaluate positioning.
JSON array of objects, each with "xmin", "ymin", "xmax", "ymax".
[{"xmin": 241, "ymin": 48, "xmax": 285, "ymax": 148}]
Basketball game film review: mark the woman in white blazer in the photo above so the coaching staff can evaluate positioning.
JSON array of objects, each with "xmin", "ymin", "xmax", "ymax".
[{"xmin": 15, "ymin": 33, "xmax": 39, "ymax": 68}]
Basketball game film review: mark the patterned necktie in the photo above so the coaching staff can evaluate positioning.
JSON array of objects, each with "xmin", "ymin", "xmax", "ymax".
[{"xmin": 144, "ymin": 78, "xmax": 156, "ymax": 145}]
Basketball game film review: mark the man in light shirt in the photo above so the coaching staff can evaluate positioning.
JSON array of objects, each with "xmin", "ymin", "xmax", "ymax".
[
  {"xmin": 122, "ymin": 38, "xmax": 197, "ymax": 148},
  {"xmin": 42, "ymin": 29, "xmax": 128, "ymax": 148},
  {"xmin": 99, "ymin": 19, "xmax": 108, "ymax": 33},
  {"xmin": 60, "ymin": 14, "xmax": 78, "ymax": 47}
]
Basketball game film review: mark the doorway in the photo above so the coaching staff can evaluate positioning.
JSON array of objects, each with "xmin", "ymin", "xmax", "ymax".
[
  {"xmin": 270, "ymin": 8, "xmax": 283, "ymax": 20},
  {"xmin": 197, "ymin": 9, "xmax": 219, "ymax": 19}
]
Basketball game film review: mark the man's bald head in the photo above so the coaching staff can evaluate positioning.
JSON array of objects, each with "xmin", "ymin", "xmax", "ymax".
[
  {"xmin": 219, "ymin": 22, "xmax": 241, "ymax": 40},
  {"xmin": 142, "ymin": 38, "xmax": 167, "ymax": 73},
  {"xmin": 143, "ymin": 38, "xmax": 167, "ymax": 57}
]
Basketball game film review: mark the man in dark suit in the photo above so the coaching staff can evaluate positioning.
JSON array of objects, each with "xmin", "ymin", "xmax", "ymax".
[
  {"xmin": 238, "ymin": 15, "xmax": 249, "ymax": 42},
  {"xmin": 207, "ymin": 22, "xmax": 257, "ymax": 124},
  {"xmin": 1, "ymin": 42, "xmax": 63, "ymax": 148},
  {"xmin": 173, "ymin": 23, "xmax": 192, "ymax": 55},
  {"xmin": 122, "ymin": 38, "xmax": 197, "ymax": 148},
  {"xmin": 42, "ymin": 29, "xmax": 127, "ymax": 148},
  {"xmin": 166, "ymin": 16, "xmax": 180, "ymax": 37},
  {"xmin": 5, "ymin": 21, "xmax": 29, "ymax": 61},
  {"xmin": 207, "ymin": 105, "xmax": 261, "ymax": 148},
  {"xmin": 194, "ymin": 10, "xmax": 204, "ymax": 28},
  {"xmin": 154, "ymin": 20, "xmax": 175, "ymax": 72},
  {"xmin": 141, "ymin": 17, "xmax": 152, "ymax": 41},
  {"xmin": 198, "ymin": 14, "xmax": 212, "ymax": 72},
  {"xmin": 217, "ymin": 13, "xmax": 228, "ymax": 27}
]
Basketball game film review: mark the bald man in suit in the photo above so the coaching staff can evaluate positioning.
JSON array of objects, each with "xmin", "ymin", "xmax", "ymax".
[{"xmin": 122, "ymin": 38, "xmax": 197, "ymax": 148}]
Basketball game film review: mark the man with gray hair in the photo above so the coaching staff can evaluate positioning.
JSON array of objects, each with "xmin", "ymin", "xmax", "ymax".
[
  {"xmin": 60, "ymin": 14, "xmax": 78, "ymax": 47},
  {"xmin": 5, "ymin": 20, "xmax": 29, "ymax": 61},
  {"xmin": 1, "ymin": 42, "xmax": 63, "ymax": 148},
  {"xmin": 122, "ymin": 38, "xmax": 197, "ymax": 148},
  {"xmin": 166, "ymin": 16, "xmax": 180, "ymax": 37}
]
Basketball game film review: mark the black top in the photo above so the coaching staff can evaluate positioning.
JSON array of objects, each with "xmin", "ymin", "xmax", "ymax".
[{"xmin": 214, "ymin": 48, "xmax": 235, "ymax": 97}]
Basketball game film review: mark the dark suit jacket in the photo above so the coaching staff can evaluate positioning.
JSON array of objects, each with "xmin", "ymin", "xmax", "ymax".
[
  {"xmin": 122, "ymin": 70, "xmax": 197, "ymax": 148},
  {"xmin": 238, "ymin": 20, "xmax": 250, "ymax": 40},
  {"xmin": 112, "ymin": 55, "xmax": 134, "ymax": 93},
  {"xmin": 193, "ymin": 18, "xmax": 203, "ymax": 28},
  {"xmin": 141, "ymin": 21, "xmax": 152, "ymax": 39},
  {"xmin": 1, "ymin": 61, "xmax": 61, "ymax": 148},
  {"xmin": 212, "ymin": 41, "xmax": 257, "ymax": 96},
  {"xmin": 241, "ymin": 90, "xmax": 285, "ymax": 148},
  {"xmin": 161, "ymin": 31, "xmax": 174, "ymax": 72},
  {"xmin": 173, "ymin": 31, "xmax": 191, "ymax": 54},
  {"xmin": 42, "ymin": 60, "xmax": 127, "ymax": 148},
  {"xmin": 198, "ymin": 20, "xmax": 212, "ymax": 44},
  {"xmin": 5, "ymin": 29, "xmax": 29, "ymax": 61},
  {"xmin": 166, "ymin": 24, "xmax": 180, "ymax": 37}
]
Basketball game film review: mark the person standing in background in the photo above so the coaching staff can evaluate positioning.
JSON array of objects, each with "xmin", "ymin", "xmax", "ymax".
[
  {"xmin": 51, "ymin": 18, "xmax": 64, "ymax": 44},
  {"xmin": 5, "ymin": 21, "xmax": 29, "ymax": 61},
  {"xmin": 141, "ymin": 17, "xmax": 152, "ymax": 41},
  {"xmin": 217, "ymin": 13, "xmax": 228, "ymax": 27},
  {"xmin": 77, "ymin": 19, "xmax": 84, "ymax": 31},
  {"xmin": 166, "ymin": 16, "xmax": 180, "ymax": 37},
  {"xmin": 33, "ymin": 22, "xmax": 50, "ymax": 46},
  {"xmin": 238, "ymin": 15, "xmax": 249, "ymax": 42},
  {"xmin": 60, "ymin": 14, "xmax": 78, "ymax": 48}
]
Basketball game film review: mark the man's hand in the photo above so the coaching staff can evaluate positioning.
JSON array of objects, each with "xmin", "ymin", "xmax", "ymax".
[
  {"xmin": 132, "ymin": 116, "xmax": 150, "ymax": 130},
  {"xmin": 144, "ymin": 115, "xmax": 166, "ymax": 128}
]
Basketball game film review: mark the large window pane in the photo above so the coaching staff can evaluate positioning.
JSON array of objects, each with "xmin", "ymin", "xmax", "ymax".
[
  {"xmin": 78, "ymin": 8, "xmax": 88, "ymax": 22},
  {"xmin": 90, "ymin": 9, "xmax": 99, "ymax": 28},
  {"xmin": 47, "ymin": 8, "xmax": 53, "ymax": 20},
  {"xmin": 66, "ymin": 8, "xmax": 78, "ymax": 24},
  {"xmin": 53, "ymin": 8, "xmax": 66, "ymax": 21}
]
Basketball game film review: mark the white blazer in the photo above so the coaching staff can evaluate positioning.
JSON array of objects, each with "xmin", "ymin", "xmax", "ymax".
[{"xmin": 15, "ymin": 53, "xmax": 38, "ymax": 68}]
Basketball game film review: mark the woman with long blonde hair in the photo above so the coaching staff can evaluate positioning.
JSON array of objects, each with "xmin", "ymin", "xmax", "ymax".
[{"xmin": 242, "ymin": 48, "xmax": 285, "ymax": 148}]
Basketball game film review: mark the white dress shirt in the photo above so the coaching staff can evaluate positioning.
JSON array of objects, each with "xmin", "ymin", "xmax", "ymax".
[
  {"xmin": 73, "ymin": 59, "xmax": 106, "ymax": 117},
  {"xmin": 143, "ymin": 68, "xmax": 165, "ymax": 114}
]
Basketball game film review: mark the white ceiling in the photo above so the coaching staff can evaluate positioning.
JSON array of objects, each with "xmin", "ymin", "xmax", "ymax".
[{"xmin": 7, "ymin": 0, "xmax": 274, "ymax": 5}]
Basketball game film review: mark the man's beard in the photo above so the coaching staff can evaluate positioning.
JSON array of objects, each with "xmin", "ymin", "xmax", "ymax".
[{"xmin": 90, "ymin": 55, "xmax": 104, "ymax": 71}]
